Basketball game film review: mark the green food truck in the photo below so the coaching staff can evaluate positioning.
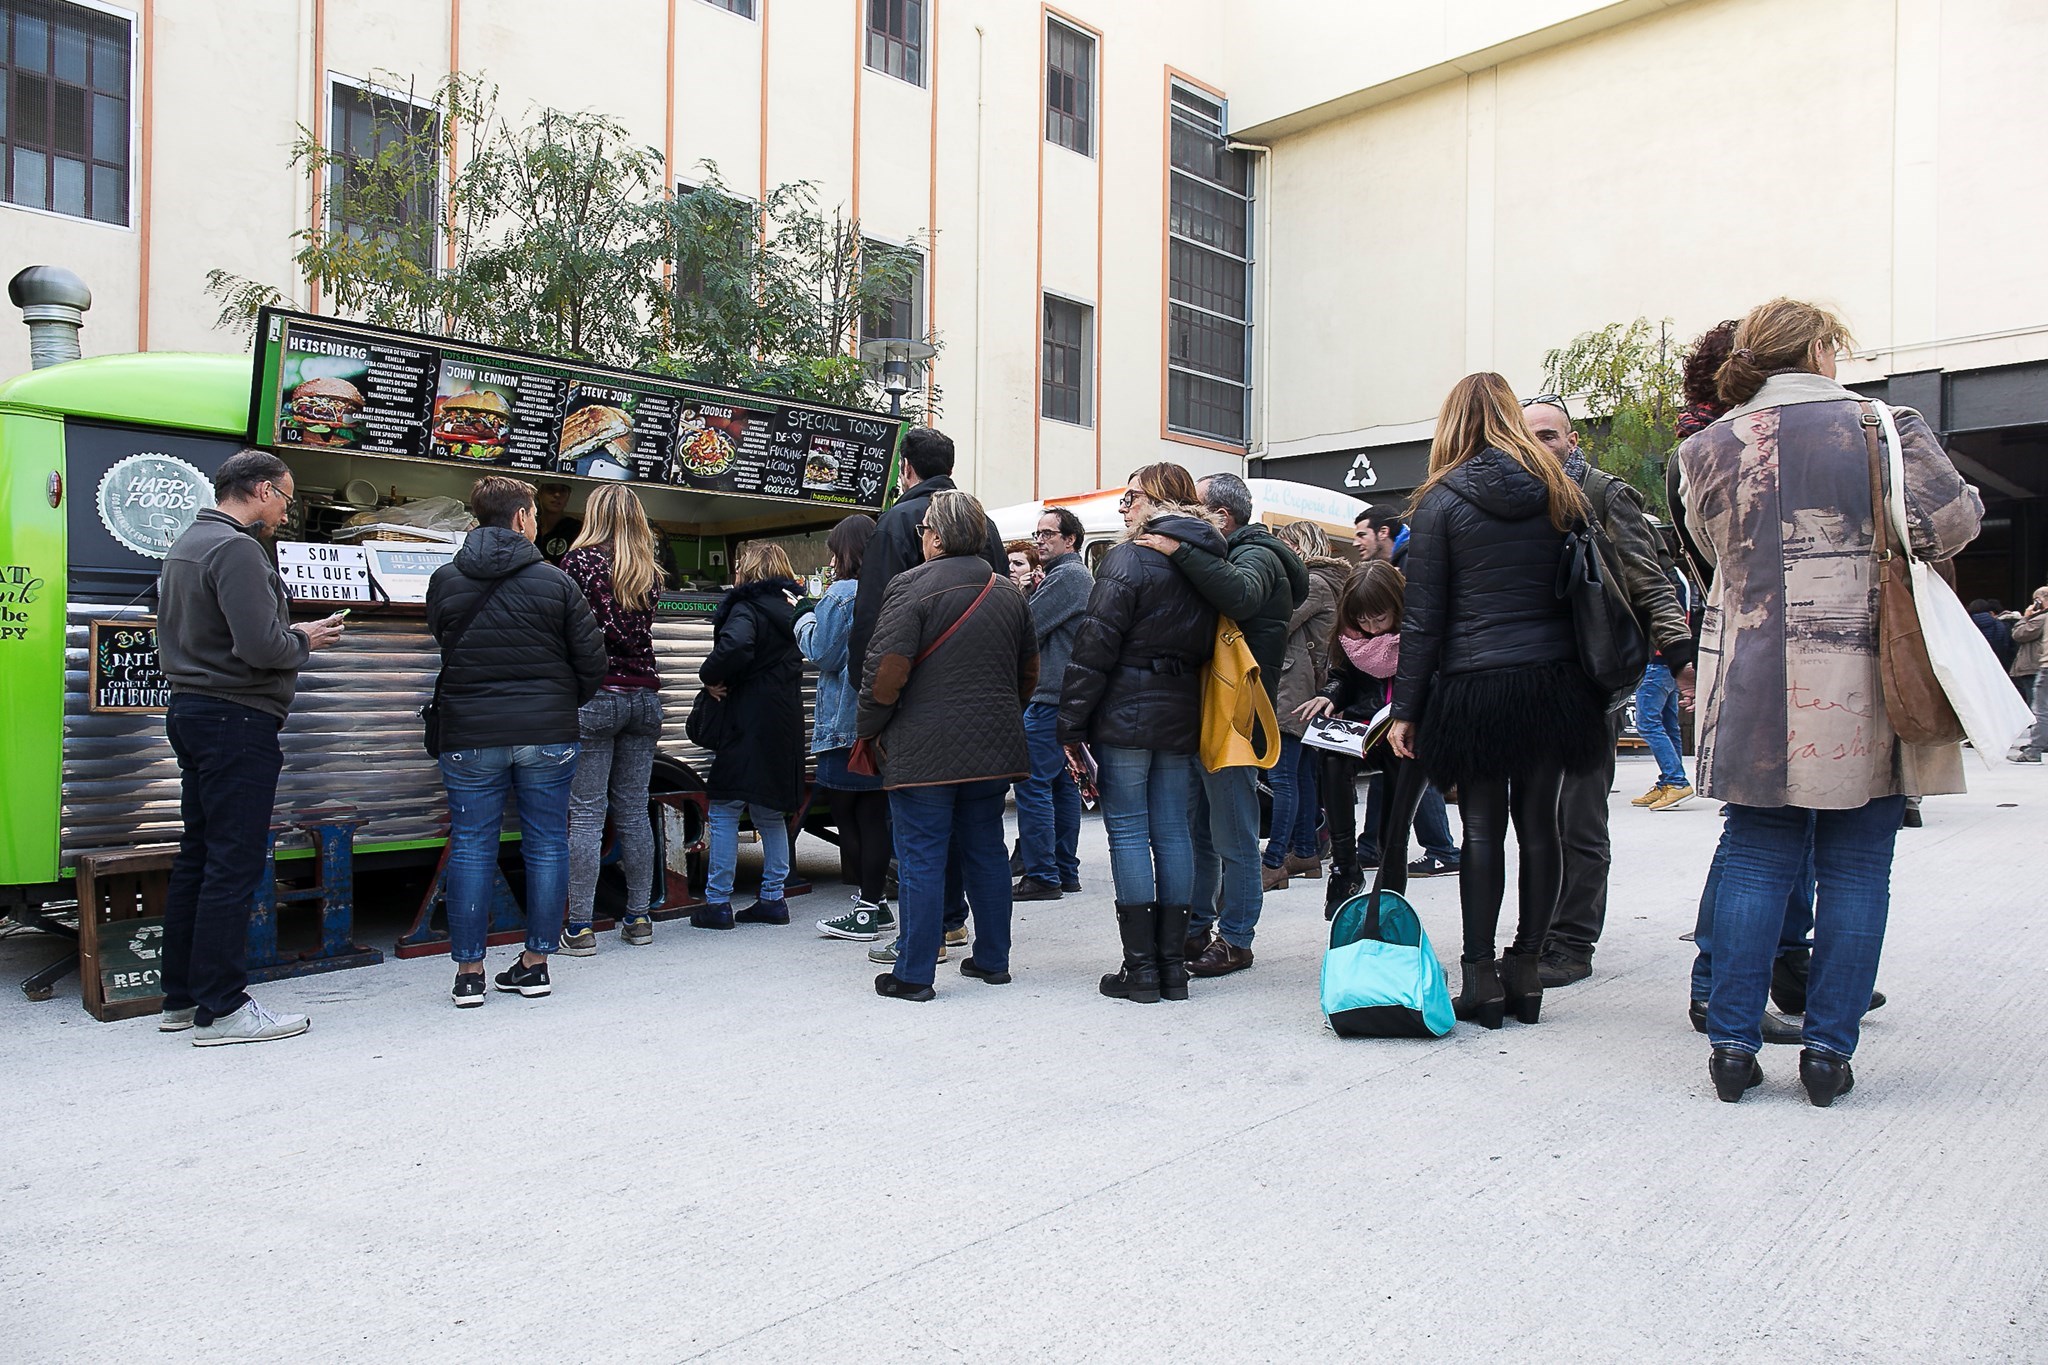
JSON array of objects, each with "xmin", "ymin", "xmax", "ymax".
[{"xmin": 0, "ymin": 298, "xmax": 904, "ymax": 1007}]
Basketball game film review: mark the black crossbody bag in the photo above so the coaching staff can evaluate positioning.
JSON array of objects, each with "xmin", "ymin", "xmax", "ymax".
[{"xmin": 421, "ymin": 567, "xmax": 528, "ymax": 758}]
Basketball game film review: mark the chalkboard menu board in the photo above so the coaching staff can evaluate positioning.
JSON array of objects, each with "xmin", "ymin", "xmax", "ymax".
[
  {"xmin": 248, "ymin": 308, "xmax": 905, "ymax": 511},
  {"xmin": 89, "ymin": 618, "xmax": 169, "ymax": 713}
]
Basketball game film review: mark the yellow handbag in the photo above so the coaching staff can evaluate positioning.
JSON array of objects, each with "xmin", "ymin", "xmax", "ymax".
[{"xmin": 1200, "ymin": 617, "xmax": 1282, "ymax": 772}]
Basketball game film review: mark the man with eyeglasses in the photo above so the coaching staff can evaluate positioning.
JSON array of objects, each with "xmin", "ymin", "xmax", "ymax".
[
  {"xmin": 155, "ymin": 450, "xmax": 346, "ymax": 1045},
  {"xmin": 1521, "ymin": 395, "xmax": 1696, "ymax": 989},
  {"xmin": 1013, "ymin": 506, "xmax": 1094, "ymax": 901}
]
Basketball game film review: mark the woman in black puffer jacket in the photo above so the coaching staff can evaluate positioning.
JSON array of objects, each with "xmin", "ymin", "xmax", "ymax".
[
  {"xmin": 1389, "ymin": 372, "xmax": 1608, "ymax": 1030},
  {"xmin": 1059, "ymin": 462, "xmax": 1227, "ymax": 1004}
]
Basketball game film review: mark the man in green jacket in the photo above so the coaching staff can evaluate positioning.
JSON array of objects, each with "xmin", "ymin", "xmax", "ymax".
[{"xmin": 1138, "ymin": 472, "xmax": 1309, "ymax": 976}]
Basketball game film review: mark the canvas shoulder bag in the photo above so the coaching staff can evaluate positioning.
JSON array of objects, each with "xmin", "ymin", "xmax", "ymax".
[
  {"xmin": 1199, "ymin": 617, "xmax": 1282, "ymax": 772},
  {"xmin": 420, "ymin": 566, "xmax": 528, "ymax": 758},
  {"xmin": 848, "ymin": 576, "xmax": 998, "ymax": 777},
  {"xmin": 1865, "ymin": 402, "xmax": 2033, "ymax": 755}
]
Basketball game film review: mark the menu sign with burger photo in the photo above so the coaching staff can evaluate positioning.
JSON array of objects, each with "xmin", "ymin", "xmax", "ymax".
[
  {"xmin": 250, "ymin": 309, "xmax": 905, "ymax": 510},
  {"xmin": 272, "ymin": 320, "xmax": 436, "ymax": 459}
]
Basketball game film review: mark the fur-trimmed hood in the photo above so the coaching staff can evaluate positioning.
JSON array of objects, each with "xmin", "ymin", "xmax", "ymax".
[{"xmin": 1123, "ymin": 501, "xmax": 1229, "ymax": 555}]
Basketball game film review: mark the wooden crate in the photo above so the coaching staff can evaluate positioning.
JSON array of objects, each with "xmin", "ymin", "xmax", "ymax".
[{"xmin": 77, "ymin": 846, "xmax": 178, "ymax": 1022}]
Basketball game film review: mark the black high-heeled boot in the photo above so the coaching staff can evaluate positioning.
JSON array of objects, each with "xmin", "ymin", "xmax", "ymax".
[
  {"xmin": 1709, "ymin": 1047, "xmax": 1763, "ymax": 1102},
  {"xmin": 1453, "ymin": 957, "xmax": 1505, "ymax": 1030},
  {"xmin": 1100, "ymin": 902, "xmax": 1162, "ymax": 1004},
  {"xmin": 1500, "ymin": 948, "xmax": 1544, "ymax": 1025},
  {"xmin": 1798, "ymin": 1048, "xmax": 1855, "ymax": 1107},
  {"xmin": 1155, "ymin": 903, "xmax": 1191, "ymax": 1001}
]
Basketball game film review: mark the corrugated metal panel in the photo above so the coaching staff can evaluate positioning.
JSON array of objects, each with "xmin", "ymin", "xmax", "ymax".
[{"xmin": 59, "ymin": 597, "xmax": 807, "ymax": 866}]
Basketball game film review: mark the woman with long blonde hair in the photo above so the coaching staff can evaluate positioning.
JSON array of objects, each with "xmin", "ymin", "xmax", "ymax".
[
  {"xmin": 560, "ymin": 485, "xmax": 668, "ymax": 952},
  {"xmin": 694, "ymin": 540, "xmax": 806, "ymax": 930},
  {"xmin": 1387, "ymin": 372, "xmax": 1607, "ymax": 1030}
]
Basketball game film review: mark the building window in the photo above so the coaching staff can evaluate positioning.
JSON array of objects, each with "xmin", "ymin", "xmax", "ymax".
[
  {"xmin": 671, "ymin": 179, "xmax": 758, "ymax": 302},
  {"xmin": 859, "ymin": 239, "xmax": 925, "ymax": 345},
  {"xmin": 865, "ymin": 0, "xmax": 924, "ymax": 87},
  {"xmin": 1, "ymin": 0, "xmax": 131, "ymax": 224},
  {"xmin": 1045, "ymin": 20, "xmax": 1093, "ymax": 156},
  {"xmin": 1165, "ymin": 81, "xmax": 1251, "ymax": 445},
  {"xmin": 1042, "ymin": 295, "xmax": 1092, "ymax": 426},
  {"xmin": 699, "ymin": 0, "xmax": 755, "ymax": 15},
  {"xmin": 327, "ymin": 80, "xmax": 442, "ymax": 269}
]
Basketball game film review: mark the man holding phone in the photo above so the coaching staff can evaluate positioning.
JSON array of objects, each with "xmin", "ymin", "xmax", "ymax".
[{"xmin": 156, "ymin": 450, "xmax": 345, "ymax": 1045}]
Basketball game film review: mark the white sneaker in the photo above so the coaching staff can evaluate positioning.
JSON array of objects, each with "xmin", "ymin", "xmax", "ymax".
[
  {"xmin": 191, "ymin": 999, "xmax": 311, "ymax": 1047},
  {"xmin": 158, "ymin": 1007, "xmax": 197, "ymax": 1033}
]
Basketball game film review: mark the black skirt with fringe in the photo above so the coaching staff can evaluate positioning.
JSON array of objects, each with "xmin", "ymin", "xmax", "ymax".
[{"xmin": 1416, "ymin": 660, "xmax": 1610, "ymax": 791}]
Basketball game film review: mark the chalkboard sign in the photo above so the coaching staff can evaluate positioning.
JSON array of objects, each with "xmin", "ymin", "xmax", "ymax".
[
  {"xmin": 249, "ymin": 308, "xmax": 906, "ymax": 512},
  {"xmin": 89, "ymin": 618, "xmax": 170, "ymax": 713}
]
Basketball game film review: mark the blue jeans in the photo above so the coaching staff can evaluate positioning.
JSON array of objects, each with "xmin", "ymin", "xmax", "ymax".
[
  {"xmin": 1190, "ymin": 764, "xmax": 1264, "ymax": 948},
  {"xmin": 163, "ymin": 695, "xmax": 285, "ymax": 1025},
  {"xmin": 1635, "ymin": 663, "xmax": 1687, "ymax": 786},
  {"xmin": 889, "ymin": 780, "xmax": 1013, "ymax": 986},
  {"xmin": 1262, "ymin": 735, "xmax": 1320, "ymax": 866},
  {"xmin": 706, "ymin": 799, "xmax": 791, "ymax": 905},
  {"xmin": 1014, "ymin": 702, "xmax": 1081, "ymax": 886},
  {"xmin": 1689, "ymin": 809, "xmax": 1815, "ymax": 1001},
  {"xmin": 1358, "ymin": 773, "xmax": 1460, "ymax": 864},
  {"xmin": 1096, "ymin": 745, "xmax": 1195, "ymax": 906},
  {"xmin": 440, "ymin": 743, "xmax": 580, "ymax": 964},
  {"xmin": 1705, "ymin": 797, "xmax": 1903, "ymax": 1058}
]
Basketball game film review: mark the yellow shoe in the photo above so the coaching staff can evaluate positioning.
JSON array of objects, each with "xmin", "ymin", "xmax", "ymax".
[
  {"xmin": 944, "ymin": 926, "xmax": 969, "ymax": 949},
  {"xmin": 1631, "ymin": 784, "xmax": 1666, "ymax": 807},
  {"xmin": 1650, "ymin": 783, "xmax": 1696, "ymax": 811}
]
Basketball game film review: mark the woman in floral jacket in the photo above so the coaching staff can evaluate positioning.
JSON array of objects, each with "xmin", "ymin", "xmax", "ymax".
[{"xmin": 1674, "ymin": 298, "xmax": 1982, "ymax": 1108}]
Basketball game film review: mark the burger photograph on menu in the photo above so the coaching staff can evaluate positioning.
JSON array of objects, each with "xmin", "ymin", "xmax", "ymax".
[
  {"xmin": 280, "ymin": 376, "xmax": 365, "ymax": 448},
  {"xmin": 432, "ymin": 388, "xmax": 514, "ymax": 462},
  {"xmin": 560, "ymin": 401, "xmax": 635, "ymax": 480}
]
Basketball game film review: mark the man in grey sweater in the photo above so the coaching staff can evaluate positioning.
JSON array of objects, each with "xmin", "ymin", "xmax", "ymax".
[
  {"xmin": 156, "ymin": 450, "xmax": 345, "ymax": 1045},
  {"xmin": 1012, "ymin": 506, "xmax": 1094, "ymax": 901}
]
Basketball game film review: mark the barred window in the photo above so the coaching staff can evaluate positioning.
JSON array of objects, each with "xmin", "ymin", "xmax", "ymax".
[
  {"xmin": 1165, "ymin": 80, "xmax": 1251, "ymax": 445},
  {"xmin": 328, "ymin": 80, "xmax": 441, "ymax": 270},
  {"xmin": 1045, "ymin": 20, "xmax": 1092, "ymax": 156},
  {"xmin": 1042, "ymin": 295, "xmax": 1092, "ymax": 426},
  {"xmin": 1, "ymin": 0, "xmax": 131, "ymax": 224},
  {"xmin": 865, "ymin": 0, "xmax": 924, "ymax": 88}
]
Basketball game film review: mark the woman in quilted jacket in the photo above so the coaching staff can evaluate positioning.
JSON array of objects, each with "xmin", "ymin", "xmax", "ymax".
[
  {"xmin": 1675, "ymin": 298, "xmax": 1980, "ymax": 1106},
  {"xmin": 1388, "ymin": 372, "xmax": 1608, "ymax": 1031},
  {"xmin": 1058, "ymin": 462, "xmax": 1227, "ymax": 1004}
]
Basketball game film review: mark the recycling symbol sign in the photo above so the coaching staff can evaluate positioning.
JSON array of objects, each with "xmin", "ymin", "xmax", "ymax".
[{"xmin": 1342, "ymin": 453, "xmax": 1379, "ymax": 490}]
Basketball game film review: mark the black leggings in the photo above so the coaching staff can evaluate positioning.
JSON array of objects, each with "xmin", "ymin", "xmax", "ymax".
[
  {"xmin": 1323, "ymin": 753, "xmax": 1428, "ymax": 896},
  {"xmin": 842, "ymin": 790, "xmax": 892, "ymax": 904},
  {"xmin": 1455, "ymin": 764, "xmax": 1567, "ymax": 963}
]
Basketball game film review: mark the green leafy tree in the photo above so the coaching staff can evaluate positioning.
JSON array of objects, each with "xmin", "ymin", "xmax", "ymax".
[
  {"xmin": 1541, "ymin": 317, "xmax": 1683, "ymax": 514},
  {"xmin": 207, "ymin": 76, "xmax": 937, "ymax": 412}
]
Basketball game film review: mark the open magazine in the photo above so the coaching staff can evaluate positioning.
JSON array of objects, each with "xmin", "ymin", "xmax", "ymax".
[{"xmin": 1301, "ymin": 703, "xmax": 1395, "ymax": 759}]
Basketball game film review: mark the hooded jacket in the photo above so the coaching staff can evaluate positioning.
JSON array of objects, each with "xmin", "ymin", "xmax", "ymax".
[
  {"xmin": 425, "ymin": 526, "xmax": 608, "ymax": 751},
  {"xmin": 1276, "ymin": 555, "xmax": 1347, "ymax": 736},
  {"xmin": 701, "ymin": 576, "xmax": 807, "ymax": 810},
  {"xmin": 848, "ymin": 474, "xmax": 1007, "ymax": 686},
  {"xmin": 1058, "ymin": 506, "xmax": 1227, "ymax": 752},
  {"xmin": 1392, "ymin": 447, "xmax": 1578, "ymax": 723},
  {"xmin": 1166, "ymin": 520, "xmax": 1311, "ymax": 705}
]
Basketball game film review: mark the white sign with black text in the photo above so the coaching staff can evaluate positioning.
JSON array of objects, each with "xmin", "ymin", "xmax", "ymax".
[{"xmin": 276, "ymin": 542, "xmax": 373, "ymax": 602}]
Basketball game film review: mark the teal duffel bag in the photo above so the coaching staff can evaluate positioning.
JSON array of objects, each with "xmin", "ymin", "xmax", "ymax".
[{"xmin": 1321, "ymin": 876, "xmax": 1455, "ymax": 1039}]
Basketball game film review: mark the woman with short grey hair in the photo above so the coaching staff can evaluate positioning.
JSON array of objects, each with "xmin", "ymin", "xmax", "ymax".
[{"xmin": 859, "ymin": 489, "xmax": 1039, "ymax": 1001}]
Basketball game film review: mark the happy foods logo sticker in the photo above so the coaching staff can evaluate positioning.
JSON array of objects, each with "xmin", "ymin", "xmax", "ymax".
[{"xmin": 97, "ymin": 454, "xmax": 215, "ymax": 558}]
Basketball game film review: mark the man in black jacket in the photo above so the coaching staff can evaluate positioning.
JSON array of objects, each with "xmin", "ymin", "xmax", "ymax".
[
  {"xmin": 1523, "ymin": 399, "xmax": 1696, "ymax": 987},
  {"xmin": 426, "ymin": 476, "xmax": 606, "ymax": 1008},
  {"xmin": 157, "ymin": 450, "xmax": 346, "ymax": 1045},
  {"xmin": 1137, "ymin": 473, "xmax": 1309, "ymax": 976},
  {"xmin": 847, "ymin": 426, "xmax": 1005, "ymax": 961}
]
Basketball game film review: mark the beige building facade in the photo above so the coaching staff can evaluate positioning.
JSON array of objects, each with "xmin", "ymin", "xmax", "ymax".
[{"xmin": 4, "ymin": 0, "xmax": 2044, "ymax": 591}]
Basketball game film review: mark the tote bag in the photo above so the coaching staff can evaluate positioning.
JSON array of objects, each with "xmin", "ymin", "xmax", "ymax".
[
  {"xmin": 1320, "ymin": 876, "xmax": 1455, "ymax": 1039},
  {"xmin": 1556, "ymin": 517, "xmax": 1651, "ymax": 704},
  {"xmin": 1199, "ymin": 618, "xmax": 1282, "ymax": 772},
  {"xmin": 1874, "ymin": 402, "xmax": 2034, "ymax": 758}
]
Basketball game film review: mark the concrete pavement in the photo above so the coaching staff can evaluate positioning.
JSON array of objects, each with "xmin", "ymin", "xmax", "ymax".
[{"xmin": 3, "ymin": 753, "xmax": 2043, "ymax": 1362}]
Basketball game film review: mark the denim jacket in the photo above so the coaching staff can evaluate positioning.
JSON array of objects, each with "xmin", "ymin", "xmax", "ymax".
[{"xmin": 796, "ymin": 578, "xmax": 860, "ymax": 753}]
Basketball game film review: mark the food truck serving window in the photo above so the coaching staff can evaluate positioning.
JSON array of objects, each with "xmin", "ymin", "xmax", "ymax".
[{"xmin": 64, "ymin": 421, "xmax": 236, "ymax": 603}]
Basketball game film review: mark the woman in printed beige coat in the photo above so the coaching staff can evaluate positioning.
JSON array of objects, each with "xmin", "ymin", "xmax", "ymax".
[{"xmin": 1675, "ymin": 298, "xmax": 1983, "ymax": 1107}]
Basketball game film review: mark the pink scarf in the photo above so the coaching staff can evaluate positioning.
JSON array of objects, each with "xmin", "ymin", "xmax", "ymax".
[{"xmin": 1340, "ymin": 630, "xmax": 1400, "ymax": 678}]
